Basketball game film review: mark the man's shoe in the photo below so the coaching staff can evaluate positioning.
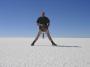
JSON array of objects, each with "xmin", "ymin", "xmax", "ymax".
[
  {"xmin": 31, "ymin": 42, "xmax": 34, "ymax": 46},
  {"xmin": 52, "ymin": 43, "xmax": 57, "ymax": 46}
]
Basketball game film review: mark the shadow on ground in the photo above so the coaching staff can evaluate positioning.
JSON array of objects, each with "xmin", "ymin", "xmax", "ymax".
[{"xmin": 32, "ymin": 45, "xmax": 81, "ymax": 48}]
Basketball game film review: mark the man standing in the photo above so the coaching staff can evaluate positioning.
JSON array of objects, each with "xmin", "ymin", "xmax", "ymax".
[{"xmin": 31, "ymin": 11, "xmax": 57, "ymax": 46}]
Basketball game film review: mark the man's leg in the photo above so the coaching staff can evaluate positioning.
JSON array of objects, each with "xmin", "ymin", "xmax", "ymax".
[
  {"xmin": 31, "ymin": 30, "xmax": 41, "ymax": 46},
  {"xmin": 46, "ymin": 30, "xmax": 57, "ymax": 46}
]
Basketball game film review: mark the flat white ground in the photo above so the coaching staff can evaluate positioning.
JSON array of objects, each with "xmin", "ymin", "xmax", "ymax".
[{"xmin": 0, "ymin": 38, "xmax": 90, "ymax": 67}]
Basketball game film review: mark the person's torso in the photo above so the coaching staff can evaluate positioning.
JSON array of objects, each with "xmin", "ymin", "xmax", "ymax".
[
  {"xmin": 37, "ymin": 16, "xmax": 50, "ymax": 25},
  {"xmin": 37, "ymin": 16, "xmax": 50, "ymax": 32}
]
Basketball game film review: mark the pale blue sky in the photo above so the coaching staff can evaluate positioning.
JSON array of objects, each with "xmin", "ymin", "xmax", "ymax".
[{"xmin": 0, "ymin": 0, "xmax": 90, "ymax": 37}]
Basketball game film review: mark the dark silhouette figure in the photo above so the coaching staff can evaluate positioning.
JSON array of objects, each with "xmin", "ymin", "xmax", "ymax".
[{"xmin": 31, "ymin": 11, "xmax": 57, "ymax": 46}]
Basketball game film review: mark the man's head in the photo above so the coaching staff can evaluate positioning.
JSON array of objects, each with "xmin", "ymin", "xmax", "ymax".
[{"xmin": 41, "ymin": 11, "xmax": 45, "ymax": 17}]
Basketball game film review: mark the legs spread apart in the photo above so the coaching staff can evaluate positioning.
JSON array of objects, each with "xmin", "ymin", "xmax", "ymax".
[{"xmin": 31, "ymin": 30, "xmax": 57, "ymax": 46}]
